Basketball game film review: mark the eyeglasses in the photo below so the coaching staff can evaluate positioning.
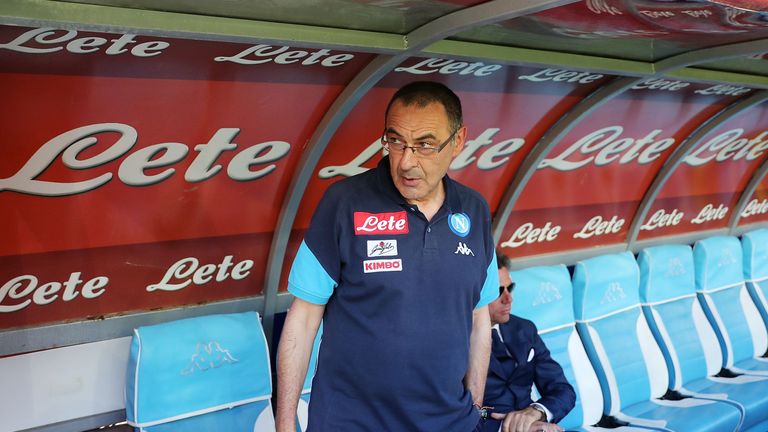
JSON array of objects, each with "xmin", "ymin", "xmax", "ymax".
[
  {"xmin": 499, "ymin": 282, "xmax": 515, "ymax": 297},
  {"xmin": 381, "ymin": 127, "xmax": 459, "ymax": 157}
]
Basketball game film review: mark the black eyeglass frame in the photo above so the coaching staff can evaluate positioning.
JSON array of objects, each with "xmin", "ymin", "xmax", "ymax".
[{"xmin": 381, "ymin": 127, "xmax": 460, "ymax": 157}]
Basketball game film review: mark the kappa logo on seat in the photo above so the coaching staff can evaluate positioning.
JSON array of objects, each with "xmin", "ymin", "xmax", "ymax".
[
  {"xmin": 600, "ymin": 282, "xmax": 626, "ymax": 305},
  {"xmin": 454, "ymin": 242, "xmax": 474, "ymax": 256},
  {"xmin": 718, "ymin": 248, "xmax": 738, "ymax": 268},
  {"xmin": 532, "ymin": 281, "xmax": 562, "ymax": 306},
  {"xmin": 180, "ymin": 341, "xmax": 239, "ymax": 375},
  {"xmin": 666, "ymin": 258, "xmax": 686, "ymax": 277}
]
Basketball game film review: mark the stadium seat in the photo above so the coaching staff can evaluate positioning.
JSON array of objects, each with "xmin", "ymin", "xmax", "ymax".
[
  {"xmin": 694, "ymin": 236, "xmax": 768, "ymax": 375},
  {"xmin": 639, "ymin": 244, "xmax": 768, "ymax": 432},
  {"xmin": 742, "ymin": 229, "xmax": 768, "ymax": 340},
  {"xmin": 511, "ymin": 264, "xmax": 671, "ymax": 432},
  {"xmin": 125, "ymin": 312, "xmax": 275, "ymax": 432},
  {"xmin": 573, "ymin": 252, "xmax": 743, "ymax": 432}
]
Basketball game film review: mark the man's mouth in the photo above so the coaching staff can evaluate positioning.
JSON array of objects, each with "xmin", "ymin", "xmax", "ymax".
[{"xmin": 400, "ymin": 175, "xmax": 420, "ymax": 187}]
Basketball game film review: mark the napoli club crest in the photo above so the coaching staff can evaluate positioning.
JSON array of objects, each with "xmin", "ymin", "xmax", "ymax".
[{"xmin": 448, "ymin": 213, "xmax": 471, "ymax": 237}]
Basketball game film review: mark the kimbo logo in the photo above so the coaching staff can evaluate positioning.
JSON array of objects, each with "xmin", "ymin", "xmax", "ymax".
[{"xmin": 363, "ymin": 259, "xmax": 403, "ymax": 273}]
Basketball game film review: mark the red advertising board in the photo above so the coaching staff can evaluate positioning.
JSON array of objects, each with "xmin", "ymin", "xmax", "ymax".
[
  {"xmin": 0, "ymin": 25, "xmax": 373, "ymax": 329},
  {"xmin": 739, "ymin": 178, "xmax": 768, "ymax": 225},
  {"xmin": 1, "ymin": 23, "xmax": 765, "ymax": 329},
  {"xmin": 639, "ymin": 103, "xmax": 768, "ymax": 239},
  {"xmin": 498, "ymin": 81, "xmax": 740, "ymax": 257}
]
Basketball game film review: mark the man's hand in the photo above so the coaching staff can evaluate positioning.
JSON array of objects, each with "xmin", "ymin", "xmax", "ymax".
[
  {"xmin": 526, "ymin": 421, "xmax": 563, "ymax": 432},
  {"xmin": 490, "ymin": 407, "xmax": 563, "ymax": 432}
]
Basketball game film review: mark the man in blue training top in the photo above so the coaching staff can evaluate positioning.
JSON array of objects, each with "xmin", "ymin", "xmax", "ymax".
[
  {"xmin": 483, "ymin": 253, "xmax": 575, "ymax": 432},
  {"xmin": 276, "ymin": 81, "xmax": 499, "ymax": 432}
]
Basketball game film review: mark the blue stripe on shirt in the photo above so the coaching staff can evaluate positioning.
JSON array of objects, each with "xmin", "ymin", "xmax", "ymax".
[
  {"xmin": 288, "ymin": 240, "xmax": 337, "ymax": 305},
  {"xmin": 476, "ymin": 253, "xmax": 499, "ymax": 308}
]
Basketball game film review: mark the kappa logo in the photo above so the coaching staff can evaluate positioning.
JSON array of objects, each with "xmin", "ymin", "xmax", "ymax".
[
  {"xmin": 354, "ymin": 211, "xmax": 409, "ymax": 235},
  {"xmin": 600, "ymin": 282, "xmax": 626, "ymax": 305},
  {"xmin": 363, "ymin": 258, "xmax": 403, "ymax": 273},
  {"xmin": 532, "ymin": 281, "xmax": 562, "ymax": 306},
  {"xmin": 367, "ymin": 240, "xmax": 398, "ymax": 257},
  {"xmin": 449, "ymin": 213, "xmax": 471, "ymax": 237},
  {"xmin": 454, "ymin": 242, "xmax": 474, "ymax": 256},
  {"xmin": 718, "ymin": 248, "xmax": 738, "ymax": 268},
  {"xmin": 180, "ymin": 341, "xmax": 239, "ymax": 375},
  {"xmin": 666, "ymin": 258, "xmax": 686, "ymax": 277}
]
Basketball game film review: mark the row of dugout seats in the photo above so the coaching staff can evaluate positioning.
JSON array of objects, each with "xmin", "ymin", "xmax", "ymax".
[
  {"xmin": 507, "ymin": 229, "xmax": 768, "ymax": 432},
  {"xmin": 123, "ymin": 229, "xmax": 768, "ymax": 432}
]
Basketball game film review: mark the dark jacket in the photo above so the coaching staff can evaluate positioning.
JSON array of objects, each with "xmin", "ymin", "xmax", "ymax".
[{"xmin": 482, "ymin": 315, "xmax": 575, "ymax": 431}]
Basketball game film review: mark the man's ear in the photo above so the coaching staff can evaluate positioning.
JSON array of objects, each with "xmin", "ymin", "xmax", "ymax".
[{"xmin": 451, "ymin": 125, "xmax": 468, "ymax": 157}]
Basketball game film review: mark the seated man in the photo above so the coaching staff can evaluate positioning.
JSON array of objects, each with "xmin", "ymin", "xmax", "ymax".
[{"xmin": 482, "ymin": 253, "xmax": 575, "ymax": 432}]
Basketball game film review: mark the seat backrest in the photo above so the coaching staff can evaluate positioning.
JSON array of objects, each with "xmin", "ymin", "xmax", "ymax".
[
  {"xmin": 572, "ymin": 252, "xmax": 669, "ymax": 415},
  {"xmin": 510, "ymin": 264, "xmax": 602, "ymax": 429},
  {"xmin": 126, "ymin": 312, "xmax": 275, "ymax": 432},
  {"xmin": 742, "ymin": 228, "xmax": 768, "ymax": 283},
  {"xmin": 742, "ymin": 229, "xmax": 768, "ymax": 331},
  {"xmin": 637, "ymin": 244, "xmax": 723, "ymax": 389},
  {"xmin": 694, "ymin": 236, "xmax": 768, "ymax": 366}
]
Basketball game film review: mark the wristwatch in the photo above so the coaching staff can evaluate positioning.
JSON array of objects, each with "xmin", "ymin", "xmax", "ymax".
[
  {"xmin": 474, "ymin": 404, "xmax": 493, "ymax": 420},
  {"xmin": 529, "ymin": 404, "xmax": 547, "ymax": 422},
  {"xmin": 478, "ymin": 407, "xmax": 489, "ymax": 420}
]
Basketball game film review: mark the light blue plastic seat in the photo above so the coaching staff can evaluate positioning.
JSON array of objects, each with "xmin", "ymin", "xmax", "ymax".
[
  {"xmin": 639, "ymin": 244, "xmax": 768, "ymax": 432},
  {"xmin": 573, "ymin": 252, "xmax": 743, "ymax": 432},
  {"xmin": 694, "ymin": 236, "xmax": 768, "ymax": 375},
  {"xmin": 742, "ymin": 229, "xmax": 768, "ymax": 339},
  {"xmin": 126, "ymin": 312, "xmax": 275, "ymax": 432},
  {"xmin": 511, "ymin": 264, "xmax": 672, "ymax": 432}
]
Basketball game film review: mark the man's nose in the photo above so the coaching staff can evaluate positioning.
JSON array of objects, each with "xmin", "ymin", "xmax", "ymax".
[
  {"xmin": 501, "ymin": 290, "xmax": 512, "ymax": 303},
  {"xmin": 398, "ymin": 147, "xmax": 418, "ymax": 169}
]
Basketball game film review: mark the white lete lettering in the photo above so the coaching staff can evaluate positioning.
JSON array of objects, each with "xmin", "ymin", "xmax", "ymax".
[
  {"xmin": 573, "ymin": 215, "xmax": 625, "ymax": 239},
  {"xmin": 319, "ymin": 128, "xmax": 525, "ymax": 179},
  {"xmin": 394, "ymin": 58, "xmax": 502, "ymax": 77},
  {"xmin": 638, "ymin": 10, "xmax": 675, "ymax": 18},
  {"xmin": 539, "ymin": 126, "xmax": 675, "ymax": 171},
  {"xmin": 0, "ymin": 27, "xmax": 168, "ymax": 57},
  {"xmin": 0, "ymin": 273, "xmax": 108, "ymax": 313},
  {"xmin": 631, "ymin": 78, "xmax": 689, "ymax": 92},
  {"xmin": 741, "ymin": 199, "xmax": 768, "ymax": 218},
  {"xmin": 0, "ymin": 123, "xmax": 291, "ymax": 196},
  {"xmin": 684, "ymin": 129, "xmax": 768, "ymax": 166},
  {"xmin": 146, "ymin": 255, "xmax": 254, "ymax": 292},
  {"xmin": 690, "ymin": 204, "xmax": 728, "ymax": 224},
  {"xmin": 694, "ymin": 84, "xmax": 751, "ymax": 96},
  {"xmin": 356, "ymin": 216, "xmax": 407, "ymax": 233},
  {"xmin": 518, "ymin": 68, "xmax": 603, "ymax": 84},
  {"xmin": 500, "ymin": 222, "xmax": 561, "ymax": 248},
  {"xmin": 640, "ymin": 209, "xmax": 684, "ymax": 231},
  {"xmin": 214, "ymin": 44, "xmax": 354, "ymax": 67}
]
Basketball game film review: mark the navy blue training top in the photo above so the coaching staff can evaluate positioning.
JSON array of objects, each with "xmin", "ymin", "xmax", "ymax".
[{"xmin": 289, "ymin": 156, "xmax": 498, "ymax": 431}]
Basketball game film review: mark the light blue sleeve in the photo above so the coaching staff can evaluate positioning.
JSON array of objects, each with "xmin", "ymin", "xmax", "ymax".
[
  {"xmin": 288, "ymin": 240, "xmax": 337, "ymax": 305},
  {"xmin": 476, "ymin": 253, "xmax": 499, "ymax": 309}
]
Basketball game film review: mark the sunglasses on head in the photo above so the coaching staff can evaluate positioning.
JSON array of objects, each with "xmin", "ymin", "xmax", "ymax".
[{"xmin": 498, "ymin": 282, "xmax": 515, "ymax": 297}]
